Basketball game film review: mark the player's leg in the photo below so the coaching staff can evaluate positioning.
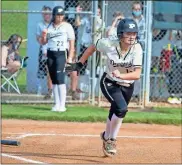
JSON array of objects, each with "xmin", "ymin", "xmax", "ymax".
[
  {"xmin": 55, "ymin": 51, "xmax": 67, "ymax": 111},
  {"xmin": 100, "ymin": 74, "xmax": 134, "ymax": 156},
  {"xmin": 100, "ymin": 74, "xmax": 123, "ymax": 156},
  {"xmin": 107, "ymin": 84, "xmax": 134, "ymax": 155},
  {"xmin": 109, "ymin": 84, "xmax": 134, "ymax": 137},
  {"xmin": 47, "ymin": 50, "xmax": 60, "ymax": 111}
]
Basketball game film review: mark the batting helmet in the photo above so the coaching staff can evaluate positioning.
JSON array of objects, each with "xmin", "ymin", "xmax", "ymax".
[
  {"xmin": 117, "ymin": 18, "xmax": 138, "ymax": 39},
  {"xmin": 52, "ymin": 6, "xmax": 65, "ymax": 22}
]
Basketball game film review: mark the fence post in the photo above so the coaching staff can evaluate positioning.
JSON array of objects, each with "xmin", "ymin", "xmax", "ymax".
[
  {"xmin": 91, "ymin": 1, "xmax": 98, "ymax": 105},
  {"xmin": 98, "ymin": 0, "xmax": 106, "ymax": 107},
  {"xmin": 144, "ymin": 1, "xmax": 153, "ymax": 106}
]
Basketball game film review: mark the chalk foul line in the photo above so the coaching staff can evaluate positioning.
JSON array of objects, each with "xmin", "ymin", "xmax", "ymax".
[
  {"xmin": 5, "ymin": 133, "xmax": 182, "ymax": 140},
  {"xmin": 1, "ymin": 153, "xmax": 48, "ymax": 164}
]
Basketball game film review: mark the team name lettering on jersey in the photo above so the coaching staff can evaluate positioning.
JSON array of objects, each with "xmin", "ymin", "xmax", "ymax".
[
  {"xmin": 110, "ymin": 60, "xmax": 133, "ymax": 68},
  {"xmin": 48, "ymin": 32, "xmax": 63, "ymax": 39}
]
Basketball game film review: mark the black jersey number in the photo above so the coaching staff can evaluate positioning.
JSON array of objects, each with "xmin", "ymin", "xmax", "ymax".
[
  {"xmin": 126, "ymin": 69, "xmax": 133, "ymax": 73},
  {"xmin": 57, "ymin": 41, "xmax": 64, "ymax": 47}
]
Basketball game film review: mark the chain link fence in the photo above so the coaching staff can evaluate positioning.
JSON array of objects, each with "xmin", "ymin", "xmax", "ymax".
[
  {"xmin": 1, "ymin": 1, "xmax": 181, "ymax": 107},
  {"xmin": 150, "ymin": 29, "xmax": 182, "ymax": 105},
  {"xmin": 1, "ymin": 1, "xmax": 94, "ymax": 103}
]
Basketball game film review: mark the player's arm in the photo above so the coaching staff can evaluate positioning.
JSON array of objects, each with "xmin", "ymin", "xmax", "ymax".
[
  {"xmin": 79, "ymin": 45, "xmax": 96, "ymax": 64},
  {"xmin": 65, "ymin": 44, "xmax": 96, "ymax": 72},
  {"xmin": 65, "ymin": 38, "xmax": 108, "ymax": 72},
  {"xmin": 79, "ymin": 38, "xmax": 109, "ymax": 64},
  {"xmin": 113, "ymin": 68, "xmax": 142, "ymax": 80},
  {"xmin": 67, "ymin": 39, "xmax": 75, "ymax": 62},
  {"xmin": 67, "ymin": 23, "xmax": 76, "ymax": 62}
]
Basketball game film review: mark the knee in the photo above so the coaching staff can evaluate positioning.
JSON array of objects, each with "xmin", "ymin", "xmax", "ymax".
[
  {"xmin": 115, "ymin": 108, "xmax": 128, "ymax": 118},
  {"xmin": 55, "ymin": 73, "xmax": 66, "ymax": 84}
]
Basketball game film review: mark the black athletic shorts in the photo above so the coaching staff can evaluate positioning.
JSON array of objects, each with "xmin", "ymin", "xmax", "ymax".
[
  {"xmin": 47, "ymin": 49, "xmax": 67, "ymax": 85},
  {"xmin": 100, "ymin": 72, "xmax": 134, "ymax": 119}
]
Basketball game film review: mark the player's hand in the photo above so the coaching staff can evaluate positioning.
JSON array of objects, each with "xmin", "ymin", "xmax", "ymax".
[
  {"xmin": 112, "ymin": 70, "xmax": 122, "ymax": 79},
  {"xmin": 65, "ymin": 62, "xmax": 84, "ymax": 73},
  {"xmin": 42, "ymin": 29, "xmax": 48, "ymax": 38}
]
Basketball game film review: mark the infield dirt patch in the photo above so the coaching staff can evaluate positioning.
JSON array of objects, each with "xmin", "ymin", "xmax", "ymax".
[{"xmin": 1, "ymin": 119, "xmax": 182, "ymax": 164}]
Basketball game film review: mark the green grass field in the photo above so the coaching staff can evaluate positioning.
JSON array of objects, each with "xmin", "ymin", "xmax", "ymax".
[
  {"xmin": 2, "ymin": 1, "xmax": 28, "ymax": 40},
  {"xmin": 2, "ymin": 104, "xmax": 182, "ymax": 125}
]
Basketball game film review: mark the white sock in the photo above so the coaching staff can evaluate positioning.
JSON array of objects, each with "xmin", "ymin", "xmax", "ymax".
[
  {"xmin": 57, "ymin": 84, "xmax": 66, "ymax": 109},
  {"xmin": 52, "ymin": 84, "xmax": 60, "ymax": 108},
  {"xmin": 110, "ymin": 114, "xmax": 123, "ymax": 140},
  {"xmin": 104, "ymin": 118, "xmax": 111, "ymax": 140}
]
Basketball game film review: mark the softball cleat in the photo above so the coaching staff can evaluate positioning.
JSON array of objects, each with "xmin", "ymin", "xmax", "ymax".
[{"xmin": 100, "ymin": 132, "xmax": 117, "ymax": 157}]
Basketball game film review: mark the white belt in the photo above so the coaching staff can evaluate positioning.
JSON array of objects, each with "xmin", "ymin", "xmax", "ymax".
[
  {"xmin": 115, "ymin": 81, "xmax": 131, "ymax": 87},
  {"xmin": 47, "ymin": 48, "xmax": 65, "ymax": 51}
]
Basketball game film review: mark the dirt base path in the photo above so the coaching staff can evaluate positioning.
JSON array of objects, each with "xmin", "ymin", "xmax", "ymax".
[{"xmin": 1, "ymin": 119, "xmax": 182, "ymax": 164}]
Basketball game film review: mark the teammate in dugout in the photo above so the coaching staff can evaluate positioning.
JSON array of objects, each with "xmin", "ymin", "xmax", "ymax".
[
  {"xmin": 66, "ymin": 18, "xmax": 143, "ymax": 156},
  {"xmin": 42, "ymin": 6, "xmax": 75, "ymax": 112}
]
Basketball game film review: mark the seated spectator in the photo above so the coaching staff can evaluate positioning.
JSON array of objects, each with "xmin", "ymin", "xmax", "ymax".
[
  {"xmin": 106, "ymin": 11, "xmax": 124, "ymax": 40},
  {"xmin": 1, "ymin": 34, "xmax": 22, "ymax": 73}
]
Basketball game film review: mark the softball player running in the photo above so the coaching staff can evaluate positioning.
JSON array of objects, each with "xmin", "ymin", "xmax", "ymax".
[
  {"xmin": 42, "ymin": 6, "xmax": 75, "ymax": 112},
  {"xmin": 66, "ymin": 18, "xmax": 143, "ymax": 156}
]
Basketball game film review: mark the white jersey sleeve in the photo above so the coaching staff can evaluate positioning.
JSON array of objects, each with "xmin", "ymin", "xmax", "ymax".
[
  {"xmin": 66, "ymin": 23, "xmax": 75, "ymax": 40},
  {"xmin": 95, "ymin": 38, "xmax": 111, "ymax": 53},
  {"xmin": 95, "ymin": 38, "xmax": 118, "ymax": 53},
  {"xmin": 133, "ymin": 43, "xmax": 143, "ymax": 67}
]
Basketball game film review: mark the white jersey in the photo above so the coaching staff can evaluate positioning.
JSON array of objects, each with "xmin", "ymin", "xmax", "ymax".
[
  {"xmin": 96, "ymin": 38, "xmax": 143, "ymax": 84},
  {"xmin": 47, "ymin": 22, "xmax": 75, "ymax": 51}
]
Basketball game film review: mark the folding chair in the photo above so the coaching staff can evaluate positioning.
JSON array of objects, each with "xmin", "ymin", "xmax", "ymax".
[{"xmin": 1, "ymin": 56, "xmax": 29, "ymax": 94}]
